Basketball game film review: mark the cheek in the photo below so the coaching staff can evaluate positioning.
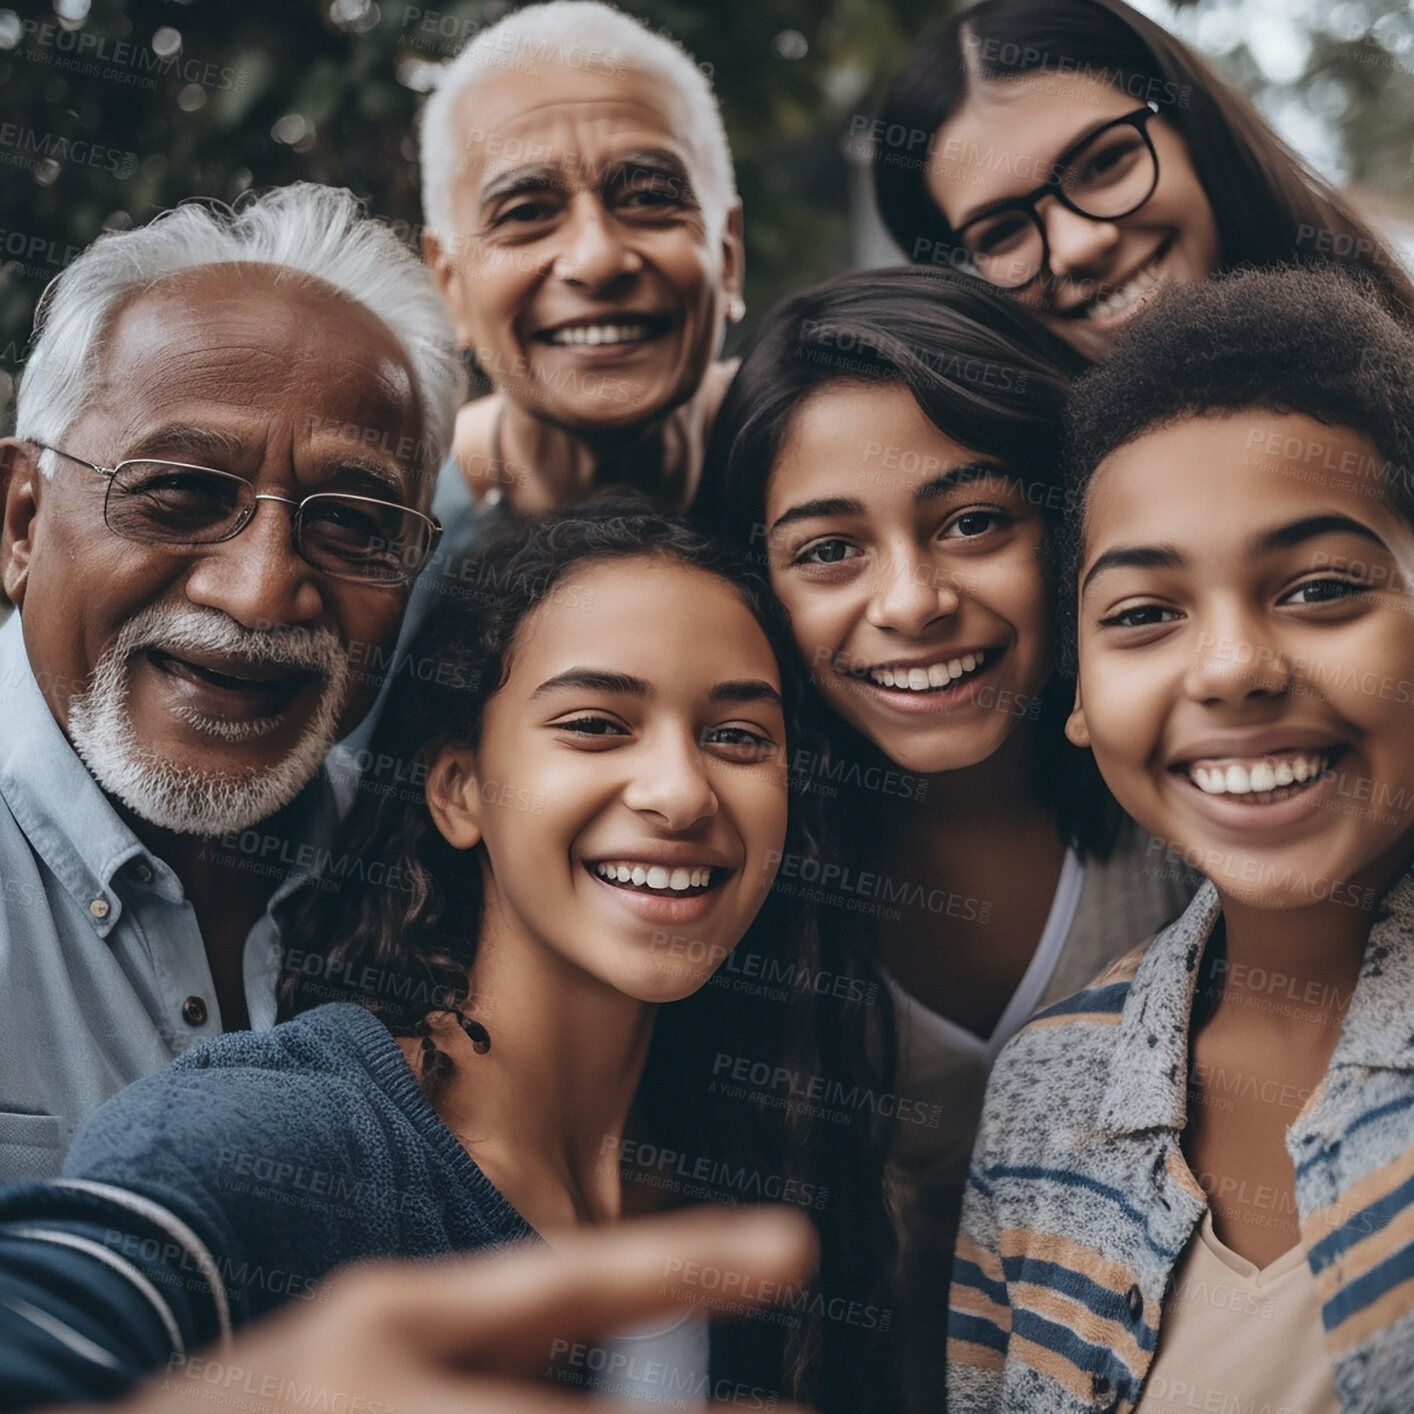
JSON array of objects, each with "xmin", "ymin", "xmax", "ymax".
[{"xmin": 968, "ymin": 547, "xmax": 1051, "ymax": 655}]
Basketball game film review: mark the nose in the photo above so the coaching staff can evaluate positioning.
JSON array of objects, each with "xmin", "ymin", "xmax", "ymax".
[
  {"xmin": 183, "ymin": 497, "xmax": 324, "ymax": 631},
  {"xmin": 865, "ymin": 549, "xmax": 961, "ymax": 636},
  {"xmin": 621, "ymin": 725, "xmax": 719, "ymax": 831},
  {"xmin": 1184, "ymin": 602, "xmax": 1292, "ymax": 706},
  {"xmin": 1038, "ymin": 199, "xmax": 1124, "ymax": 286},
  {"xmin": 550, "ymin": 195, "xmax": 642, "ymax": 293}
]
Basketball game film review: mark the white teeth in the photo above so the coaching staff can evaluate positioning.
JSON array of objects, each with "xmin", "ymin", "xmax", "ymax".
[
  {"xmin": 1084, "ymin": 260, "xmax": 1162, "ymax": 321},
  {"xmin": 547, "ymin": 322, "xmax": 652, "ymax": 346},
  {"xmin": 1186, "ymin": 752, "xmax": 1327, "ymax": 796},
  {"xmin": 593, "ymin": 862, "xmax": 715, "ymax": 893},
  {"xmin": 866, "ymin": 652, "xmax": 988, "ymax": 692},
  {"xmin": 1249, "ymin": 763, "xmax": 1276, "ymax": 793}
]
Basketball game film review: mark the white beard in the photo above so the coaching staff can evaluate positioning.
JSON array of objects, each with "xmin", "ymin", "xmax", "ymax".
[{"xmin": 67, "ymin": 604, "xmax": 351, "ymax": 837}]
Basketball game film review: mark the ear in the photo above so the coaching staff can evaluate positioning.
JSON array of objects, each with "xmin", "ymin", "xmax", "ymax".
[
  {"xmin": 422, "ymin": 229, "xmax": 477, "ymax": 346},
  {"xmin": 1064, "ymin": 679, "xmax": 1091, "ymax": 749},
  {"xmin": 425, "ymin": 742, "xmax": 484, "ymax": 850},
  {"xmin": 720, "ymin": 200, "xmax": 745, "ymax": 303},
  {"xmin": 1, "ymin": 439, "xmax": 43, "ymax": 609}
]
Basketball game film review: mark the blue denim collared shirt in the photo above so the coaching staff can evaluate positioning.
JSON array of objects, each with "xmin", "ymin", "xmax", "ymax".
[{"xmin": 0, "ymin": 613, "xmax": 349, "ymax": 1181}]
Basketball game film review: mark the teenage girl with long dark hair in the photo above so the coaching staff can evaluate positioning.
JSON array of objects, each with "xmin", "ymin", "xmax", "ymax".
[
  {"xmin": 872, "ymin": 0, "xmax": 1414, "ymax": 359},
  {"xmin": 0, "ymin": 502, "xmax": 894, "ymax": 1414}
]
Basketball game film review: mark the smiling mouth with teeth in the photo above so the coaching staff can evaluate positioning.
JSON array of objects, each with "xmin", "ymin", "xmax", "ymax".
[
  {"xmin": 1072, "ymin": 239, "xmax": 1172, "ymax": 323},
  {"xmin": 591, "ymin": 862, "xmax": 724, "ymax": 895},
  {"xmin": 858, "ymin": 649, "xmax": 996, "ymax": 694},
  {"xmin": 542, "ymin": 318, "xmax": 671, "ymax": 347},
  {"xmin": 1177, "ymin": 749, "xmax": 1336, "ymax": 802}
]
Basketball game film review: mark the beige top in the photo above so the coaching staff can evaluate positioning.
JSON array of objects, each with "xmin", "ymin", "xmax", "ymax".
[{"xmin": 1136, "ymin": 1208, "xmax": 1340, "ymax": 1414}]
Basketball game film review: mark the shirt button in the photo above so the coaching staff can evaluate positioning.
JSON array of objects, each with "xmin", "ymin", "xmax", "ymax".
[
  {"xmin": 89, "ymin": 897, "xmax": 110, "ymax": 919},
  {"xmin": 133, "ymin": 862, "xmax": 155, "ymax": 884},
  {"xmin": 181, "ymin": 996, "xmax": 208, "ymax": 1027},
  {"xmin": 1126, "ymin": 1284, "xmax": 1144, "ymax": 1321}
]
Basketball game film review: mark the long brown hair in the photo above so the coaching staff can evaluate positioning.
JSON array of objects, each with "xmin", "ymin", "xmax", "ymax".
[{"xmin": 873, "ymin": 0, "xmax": 1414, "ymax": 320}]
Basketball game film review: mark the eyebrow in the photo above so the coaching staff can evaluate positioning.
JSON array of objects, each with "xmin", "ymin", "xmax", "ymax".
[
  {"xmin": 1253, "ymin": 513, "xmax": 1389, "ymax": 556},
  {"xmin": 950, "ymin": 112, "xmax": 1135, "ymax": 230},
  {"xmin": 769, "ymin": 496, "xmax": 864, "ymax": 536},
  {"xmin": 709, "ymin": 679, "xmax": 783, "ymax": 707},
  {"xmin": 479, "ymin": 164, "xmax": 567, "ymax": 210},
  {"xmin": 1080, "ymin": 544, "xmax": 1183, "ymax": 596},
  {"xmin": 1080, "ymin": 515, "xmax": 1394, "ymax": 597},
  {"xmin": 915, "ymin": 462, "xmax": 1010, "ymax": 501},
  {"xmin": 530, "ymin": 668, "xmax": 782, "ymax": 707},
  {"xmin": 605, "ymin": 149, "xmax": 696, "ymax": 197},
  {"xmin": 125, "ymin": 424, "xmax": 248, "ymax": 464},
  {"xmin": 769, "ymin": 462, "xmax": 1008, "ymax": 535},
  {"xmin": 317, "ymin": 456, "xmax": 408, "ymax": 500}
]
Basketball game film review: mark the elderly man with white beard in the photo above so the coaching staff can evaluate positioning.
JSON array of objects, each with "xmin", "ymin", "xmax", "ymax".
[{"xmin": 0, "ymin": 184, "xmax": 461, "ymax": 1180}]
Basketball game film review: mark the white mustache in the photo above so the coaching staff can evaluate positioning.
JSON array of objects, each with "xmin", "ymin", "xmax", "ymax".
[{"xmin": 114, "ymin": 604, "xmax": 347, "ymax": 679}]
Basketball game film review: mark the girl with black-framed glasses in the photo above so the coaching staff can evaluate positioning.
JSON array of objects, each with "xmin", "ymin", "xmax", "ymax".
[{"xmin": 873, "ymin": 0, "xmax": 1414, "ymax": 358}]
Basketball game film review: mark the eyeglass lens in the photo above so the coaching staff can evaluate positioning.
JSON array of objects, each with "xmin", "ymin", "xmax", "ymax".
[
  {"xmin": 105, "ymin": 462, "xmax": 431, "ymax": 583},
  {"xmin": 962, "ymin": 119, "xmax": 1158, "ymax": 288}
]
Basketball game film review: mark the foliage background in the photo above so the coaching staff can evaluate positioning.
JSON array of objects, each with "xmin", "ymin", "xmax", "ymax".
[{"xmin": 2, "ymin": 0, "xmax": 1414, "ymax": 414}]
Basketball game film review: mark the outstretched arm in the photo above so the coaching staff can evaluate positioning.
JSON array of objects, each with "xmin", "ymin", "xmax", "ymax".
[{"xmin": 6, "ymin": 1205, "xmax": 817, "ymax": 1414}]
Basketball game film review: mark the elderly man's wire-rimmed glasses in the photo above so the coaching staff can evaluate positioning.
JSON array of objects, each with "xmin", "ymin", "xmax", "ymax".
[
  {"xmin": 953, "ymin": 101, "xmax": 1163, "ymax": 290},
  {"xmin": 28, "ymin": 442, "xmax": 442, "ymax": 586}
]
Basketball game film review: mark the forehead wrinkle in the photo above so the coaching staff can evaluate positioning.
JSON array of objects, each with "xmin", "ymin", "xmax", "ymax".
[{"xmin": 454, "ymin": 79, "xmax": 703, "ymax": 192}]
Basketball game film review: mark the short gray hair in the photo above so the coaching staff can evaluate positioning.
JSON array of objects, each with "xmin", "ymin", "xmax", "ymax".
[
  {"xmin": 420, "ymin": 1, "xmax": 736, "ymax": 246},
  {"xmin": 16, "ymin": 183, "xmax": 464, "ymax": 485}
]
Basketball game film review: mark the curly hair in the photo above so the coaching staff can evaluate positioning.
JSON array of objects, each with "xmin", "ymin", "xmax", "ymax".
[{"xmin": 278, "ymin": 494, "xmax": 898, "ymax": 1414}]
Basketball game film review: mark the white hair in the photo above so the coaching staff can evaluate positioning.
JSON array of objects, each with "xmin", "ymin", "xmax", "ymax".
[
  {"xmin": 15, "ymin": 183, "xmax": 464, "ymax": 487},
  {"xmin": 420, "ymin": 1, "xmax": 736, "ymax": 245}
]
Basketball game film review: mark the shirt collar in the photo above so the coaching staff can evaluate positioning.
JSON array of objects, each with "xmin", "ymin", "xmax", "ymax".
[
  {"xmin": 1328, "ymin": 864, "xmax": 1414, "ymax": 1072},
  {"xmin": 0, "ymin": 614, "xmax": 170, "ymax": 934},
  {"xmin": 1097, "ymin": 880, "xmax": 1222, "ymax": 1137},
  {"xmin": 1097, "ymin": 862, "xmax": 1414, "ymax": 1136},
  {"xmin": 0, "ymin": 613, "xmax": 348, "ymax": 938}
]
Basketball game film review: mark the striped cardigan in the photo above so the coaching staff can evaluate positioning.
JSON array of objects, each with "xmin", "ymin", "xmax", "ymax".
[{"xmin": 948, "ymin": 869, "xmax": 1414, "ymax": 1414}]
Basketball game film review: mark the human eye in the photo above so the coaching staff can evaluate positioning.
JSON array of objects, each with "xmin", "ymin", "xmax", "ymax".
[
  {"xmin": 552, "ymin": 714, "xmax": 630, "ymax": 739},
  {"xmin": 940, "ymin": 506, "xmax": 1013, "ymax": 541},
  {"xmin": 1280, "ymin": 576, "xmax": 1372, "ymax": 607},
  {"xmin": 1068, "ymin": 128, "xmax": 1144, "ymax": 192},
  {"xmin": 967, "ymin": 211, "xmax": 1031, "ymax": 257},
  {"xmin": 113, "ymin": 462, "xmax": 241, "ymax": 533},
  {"xmin": 791, "ymin": 538, "xmax": 862, "ymax": 568},
  {"xmin": 703, "ymin": 724, "xmax": 779, "ymax": 762},
  {"xmin": 618, "ymin": 177, "xmax": 683, "ymax": 209},
  {"xmin": 488, "ymin": 192, "xmax": 561, "ymax": 231},
  {"xmin": 1097, "ymin": 602, "xmax": 1181, "ymax": 630}
]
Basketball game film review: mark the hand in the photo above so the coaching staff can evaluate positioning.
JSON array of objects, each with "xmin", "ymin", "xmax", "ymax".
[{"xmin": 91, "ymin": 1206, "xmax": 818, "ymax": 1414}]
